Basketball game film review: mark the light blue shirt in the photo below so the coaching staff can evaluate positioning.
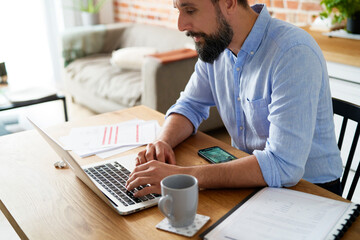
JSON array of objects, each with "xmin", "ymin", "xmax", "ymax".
[{"xmin": 166, "ymin": 4, "xmax": 343, "ymax": 187}]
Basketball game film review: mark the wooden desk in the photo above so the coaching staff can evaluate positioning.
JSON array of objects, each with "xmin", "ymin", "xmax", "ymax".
[
  {"xmin": 303, "ymin": 27, "xmax": 360, "ymax": 68},
  {"xmin": 0, "ymin": 106, "xmax": 359, "ymax": 239}
]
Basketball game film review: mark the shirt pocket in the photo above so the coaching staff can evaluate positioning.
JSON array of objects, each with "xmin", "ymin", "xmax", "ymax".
[{"xmin": 243, "ymin": 98, "xmax": 270, "ymax": 137}]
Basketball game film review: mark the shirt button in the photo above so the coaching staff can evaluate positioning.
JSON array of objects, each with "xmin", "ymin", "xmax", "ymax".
[
  {"xmin": 250, "ymin": 51, "xmax": 254, "ymax": 55},
  {"xmin": 237, "ymin": 97, "xmax": 240, "ymax": 101},
  {"xmin": 239, "ymin": 126, "xmax": 243, "ymax": 130},
  {"xmin": 236, "ymin": 67, "xmax": 240, "ymax": 71}
]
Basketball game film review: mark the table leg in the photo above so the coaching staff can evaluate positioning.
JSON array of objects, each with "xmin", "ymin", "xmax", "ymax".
[
  {"xmin": 0, "ymin": 200, "xmax": 28, "ymax": 240},
  {"xmin": 61, "ymin": 96, "xmax": 68, "ymax": 122}
]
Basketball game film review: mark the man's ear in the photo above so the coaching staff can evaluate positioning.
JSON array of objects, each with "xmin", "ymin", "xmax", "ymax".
[
  {"xmin": 225, "ymin": 0, "xmax": 238, "ymax": 11},
  {"xmin": 219, "ymin": 0, "xmax": 238, "ymax": 15}
]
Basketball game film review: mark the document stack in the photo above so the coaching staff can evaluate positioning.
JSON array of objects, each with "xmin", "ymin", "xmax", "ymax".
[{"xmin": 60, "ymin": 119, "xmax": 160, "ymax": 158}]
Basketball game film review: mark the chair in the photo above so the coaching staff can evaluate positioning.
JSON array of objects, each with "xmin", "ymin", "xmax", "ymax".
[{"xmin": 332, "ymin": 98, "xmax": 360, "ymax": 200}]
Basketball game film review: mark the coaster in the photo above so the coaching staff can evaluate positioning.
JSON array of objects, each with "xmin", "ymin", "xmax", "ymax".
[{"xmin": 156, "ymin": 214, "xmax": 210, "ymax": 237}]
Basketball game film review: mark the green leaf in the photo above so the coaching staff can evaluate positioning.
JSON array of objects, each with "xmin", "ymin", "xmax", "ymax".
[
  {"xmin": 71, "ymin": 0, "xmax": 107, "ymax": 13},
  {"xmin": 319, "ymin": 0, "xmax": 360, "ymax": 24}
]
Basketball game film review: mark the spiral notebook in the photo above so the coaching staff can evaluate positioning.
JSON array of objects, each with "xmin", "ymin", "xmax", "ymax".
[{"xmin": 200, "ymin": 187, "xmax": 360, "ymax": 240}]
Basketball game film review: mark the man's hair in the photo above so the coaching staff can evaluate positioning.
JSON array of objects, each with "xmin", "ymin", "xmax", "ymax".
[{"xmin": 211, "ymin": 0, "xmax": 248, "ymax": 9}]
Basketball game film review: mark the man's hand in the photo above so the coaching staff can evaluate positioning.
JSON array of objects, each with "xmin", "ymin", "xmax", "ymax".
[
  {"xmin": 136, "ymin": 140, "xmax": 176, "ymax": 166},
  {"xmin": 126, "ymin": 160, "xmax": 182, "ymax": 197}
]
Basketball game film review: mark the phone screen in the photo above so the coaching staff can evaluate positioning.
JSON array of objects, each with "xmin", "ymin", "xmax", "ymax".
[{"xmin": 198, "ymin": 146, "xmax": 237, "ymax": 164}]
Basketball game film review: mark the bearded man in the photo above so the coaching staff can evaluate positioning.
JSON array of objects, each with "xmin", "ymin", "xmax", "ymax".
[{"xmin": 126, "ymin": 0, "xmax": 343, "ymax": 196}]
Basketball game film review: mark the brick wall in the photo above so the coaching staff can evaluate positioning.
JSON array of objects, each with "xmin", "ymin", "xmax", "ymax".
[{"xmin": 114, "ymin": 0, "xmax": 323, "ymax": 28}]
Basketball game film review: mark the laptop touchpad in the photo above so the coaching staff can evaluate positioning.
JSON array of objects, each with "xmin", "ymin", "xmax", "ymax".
[{"xmin": 113, "ymin": 154, "xmax": 137, "ymax": 172}]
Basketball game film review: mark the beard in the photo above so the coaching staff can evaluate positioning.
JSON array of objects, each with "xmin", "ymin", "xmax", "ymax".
[{"xmin": 186, "ymin": 8, "xmax": 233, "ymax": 63}]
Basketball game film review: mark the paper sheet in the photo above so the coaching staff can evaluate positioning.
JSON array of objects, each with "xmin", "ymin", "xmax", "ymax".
[
  {"xmin": 60, "ymin": 119, "xmax": 160, "ymax": 158},
  {"xmin": 204, "ymin": 188, "xmax": 355, "ymax": 240},
  {"xmin": 96, "ymin": 145, "xmax": 140, "ymax": 159}
]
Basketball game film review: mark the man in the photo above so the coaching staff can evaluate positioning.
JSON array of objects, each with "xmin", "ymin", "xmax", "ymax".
[{"xmin": 126, "ymin": 0, "xmax": 343, "ymax": 197}]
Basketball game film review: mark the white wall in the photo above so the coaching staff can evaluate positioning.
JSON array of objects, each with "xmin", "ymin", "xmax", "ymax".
[
  {"xmin": 100, "ymin": 0, "xmax": 115, "ymax": 24},
  {"xmin": 0, "ymin": 0, "xmax": 56, "ymax": 89}
]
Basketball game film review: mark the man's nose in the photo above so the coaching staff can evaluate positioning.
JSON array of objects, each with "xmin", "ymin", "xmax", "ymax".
[{"xmin": 177, "ymin": 14, "xmax": 192, "ymax": 32}]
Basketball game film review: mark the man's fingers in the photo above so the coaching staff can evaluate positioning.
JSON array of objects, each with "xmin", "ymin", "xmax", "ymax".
[
  {"xmin": 137, "ymin": 140, "xmax": 176, "ymax": 165},
  {"xmin": 153, "ymin": 142, "xmax": 176, "ymax": 164},
  {"xmin": 137, "ymin": 150, "xmax": 148, "ymax": 165},
  {"xmin": 125, "ymin": 173, "xmax": 160, "ymax": 197},
  {"xmin": 126, "ymin": 161, "xmax": 156, "ymax": 186},
  {"xmin": 155, "ymin": 145, "xmax": 166, "ymax": 162},
  {"xmin": 126, "ymin": 176, "xmax": 152, "ymax": 192},
  {"xmin": 125, "ymin": 160, "xmax": 180, "ymax": 197},
  {"xmin": 135, "ymin": 156, "xmax": 140, "ymax": 166},
  {"xmin": 129, "ymin": 160, "xmax": 154, "ymax": 177},
  {"xmin": 133, "ymin": 185, "xmax": 160, "ymax": 197},
  {"xmin": 167, "ymin": 151, "xmax": 176, "ymax": 165},
  {"xmin": 145, "ymin": 144, "xmax": 156, "ymax": 161}
]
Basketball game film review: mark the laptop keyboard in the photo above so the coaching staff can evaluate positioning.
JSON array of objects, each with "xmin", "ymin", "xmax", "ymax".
[{"xmin": 84, "ymin": 161, "xmax": 159, "ymax": 207}]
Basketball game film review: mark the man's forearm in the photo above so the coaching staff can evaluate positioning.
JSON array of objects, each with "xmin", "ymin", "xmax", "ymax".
[
  {"xmin": 158, "ymin": 113, "xmax": 194, "ymax": 148},
  {"xmin": 184, "ymin": 155, "xmax": 267, "ymax": 189},
  {"xmin": 157, "ymin": 114, "xmax": 267, "ymax": 188}
]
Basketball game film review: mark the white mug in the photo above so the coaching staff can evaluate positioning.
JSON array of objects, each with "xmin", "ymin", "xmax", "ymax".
[{"xmin": 158, "ymin": 174, "xmax": 198, "ymax": 227}]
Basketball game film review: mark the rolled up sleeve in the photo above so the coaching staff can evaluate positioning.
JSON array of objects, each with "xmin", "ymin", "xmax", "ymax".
[
  {"xmin": 253, "ymin": 45, "xmax": 323, "ymax": 187},
  {"xmin": 166, "ymin": 61, "xmax": 215, "ymax": 133}
]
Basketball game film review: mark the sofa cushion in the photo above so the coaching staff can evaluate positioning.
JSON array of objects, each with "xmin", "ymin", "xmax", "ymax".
[
  {"xmin": 118, "ymin": 24, "xmax": 194, "ymax": 52},
  {"xmin": 65, "ymin": 54, "xmax": 141, "ymax": 107},
  {"xmin": 110, "ymin": 47, "xmax": 157, "ymax": 70}
]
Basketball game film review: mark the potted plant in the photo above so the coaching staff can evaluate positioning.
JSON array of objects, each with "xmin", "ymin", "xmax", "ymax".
[
  {"xmin": 320, "ymin": 0, "xmax": 360, "ymax": 34},
  {"xmin": 73, "ymin": 0, "xmax": 108, "ymax": 26}
]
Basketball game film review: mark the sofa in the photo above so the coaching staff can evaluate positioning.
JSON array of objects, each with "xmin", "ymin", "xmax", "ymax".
[{"xmin": 62, "ymin": 22, "xmax": 223, "ymax": 131}]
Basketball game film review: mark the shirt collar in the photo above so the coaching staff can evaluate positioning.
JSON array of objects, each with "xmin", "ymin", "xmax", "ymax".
[{"xmin": 236, "ymin": 4, "xmax": 271, "ymax": 57}]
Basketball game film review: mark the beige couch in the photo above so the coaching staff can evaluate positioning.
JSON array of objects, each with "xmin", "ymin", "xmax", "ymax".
[{"xmin": 62, "ymin": 23, "xmax": 223, "ymax": 131}]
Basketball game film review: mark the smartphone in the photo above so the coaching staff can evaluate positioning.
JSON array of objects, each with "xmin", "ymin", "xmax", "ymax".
[{"xmin": 198, "ymin": 146, "xmax": 237, "ymax": 164}]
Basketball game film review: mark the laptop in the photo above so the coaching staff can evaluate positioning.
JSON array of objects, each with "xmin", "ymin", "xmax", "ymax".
[{"xmin": 28, "ymin": 118, "xmax": 160, "ymax": 215}]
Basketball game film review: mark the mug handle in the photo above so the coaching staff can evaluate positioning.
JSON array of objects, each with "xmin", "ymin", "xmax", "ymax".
[{"xmin": 158, "ymin": 195, "xmax": 173, "ymax": 220}]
